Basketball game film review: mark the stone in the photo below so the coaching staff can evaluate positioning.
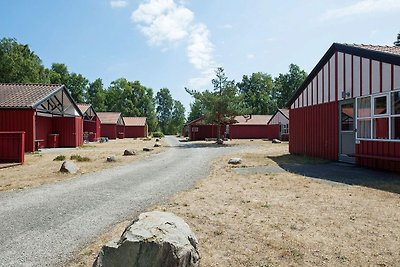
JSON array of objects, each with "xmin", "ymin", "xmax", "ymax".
[
  {"xmin": 272, "ymin": 139, "xmax": 282, "ymax": 144},
  {"xmin": 93, "ymin": 211, "xmax": 200, "ymax": 267},
  {"xmin": 59, "ymin": 161, "xmax": 78, "ymax": 174},
  {"xmin": 143, "ymin": 147, "xmax": 154, "ymax": 152},
  {"xmin": 154, "ymin": 142, "xmax": 161, "ymax": 147},
  {"xmin": 216, "ymin": 138, "xmax": 224, "ymax": 145},
  {"xmin": 123, "ymin": 149, "xmax": 136, "ymax": 156},
  {"xmin": 155, "ymin": 138, "xmax": 160, "ymax": 142},
  {"xmin": 107, "ymin": 155, "xmax": 117, "ymax": 162},
  {"xmin": 228, "ymin": 158, "xmax": 242, "ymax": 165}
]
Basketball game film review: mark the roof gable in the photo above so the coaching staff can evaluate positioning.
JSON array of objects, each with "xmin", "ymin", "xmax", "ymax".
[
  {"xmin": 234, "ymin": 115, "xmax": 272, "ymax": 125},
  {"xmin": 124, "ymin": 117, "xmax": 147, "ymax": 126},
  {"xmin": 97, "ymin": 112, "xmax": 124, "ymax": 125},
  {"xmin": 267, "ymin": 109, "xmax": 289, "ymax": 124},
  {"xmin": 287, "ymin": 43, "xmax": 400, "ymax": 106}
]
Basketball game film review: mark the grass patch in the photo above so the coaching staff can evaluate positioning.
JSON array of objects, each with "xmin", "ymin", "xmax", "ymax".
[
  {"xmin": 79, "ymin": 144, "xmax": 96, "ymax": 149},
  {"xmin": 70, "ymin": 154, "xmax": 91, "ymax": 162},
  {"xmin": 53, "ymin": 155, "xmax": 66, "ymax": 161},
  {"xmin": 152, "ymin": 132, "xmax": 164, "ymax": 138}
]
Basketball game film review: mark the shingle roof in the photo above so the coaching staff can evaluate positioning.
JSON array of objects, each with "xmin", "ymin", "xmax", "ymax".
[
  {"xmin": 234, "ymin": 115, "xmax": 272, "ymax": 125},
  {"xmin": 0, "ymin": 83, "xmax": 63, "ymax": 108},
  {"xmin": 124, "ymin": 117, "xmax": 147, "ymax": 126},
  {"xmin": 346, "ymin": 44, "xmax": 400, "ymax": 56},
  {"xmin": 76, "ymin": 103, "xmax": 91, "ymax": 114},
  {"xmin": 97, "ymin": 112, "xmax": 122, "ymax": 124}
]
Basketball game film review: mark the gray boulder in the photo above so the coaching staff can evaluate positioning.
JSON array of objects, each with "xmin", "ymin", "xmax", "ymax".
[
  {"xmin": 107, "ymin": 155, "xmax": 117, "ymax": 162},
  {"xmin": 154, "ymin": 142, "xmax": 161, "ymax": 147},
  {"xmin": 143, "ymin": 147, "xmax": 154, "ymax": 152},
  {"xmin": 93, "ymin": 211, "xmax": 200, "ymax": 267},
  {"xmin": 123, "ymin": 149, "xmax": 136, "ymax": 156},
  {"xmin": 59, "ymin": 161, "xmax": 78, "ymax": 174},
  {"xmin": 228, "ymin": 158, "xmax": 242, "ymax": 165},
  {"xmin": 155, "ymin": 138, "xmax": 160, "ymax": 142},
  {"xmin": 272, "ymin": 139, "xmax": 282, "ymax": 143}
]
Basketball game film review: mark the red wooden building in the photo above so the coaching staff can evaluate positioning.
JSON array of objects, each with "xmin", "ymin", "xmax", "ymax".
[
  {"xmin": 97, "ymin": 112, "xmax": 125, "ymax": 139},
  {"xmin": 287, "ymin": 43, "xmax": 400, "ymax": 172},
  {"xmin": 77, "ymin": 104, "xmax": 101, "ymax": 142},
  {"xmin": 267, "ymin": 109, "xmax": 290, "ymax": 141},
  {"xmin": 124, "ymin": 117, "xmax": 148, "ymax": 138},
  {"xmin": 0, "ymin": 83, "xmax": 83, "ymax": 153},
  {"xmin": 183, "ymin": 117, "xmax": 226, "ymax": 141},
  {"xmin": 229, "ymin": 115, "xmax": 277, "ymax": 139}
]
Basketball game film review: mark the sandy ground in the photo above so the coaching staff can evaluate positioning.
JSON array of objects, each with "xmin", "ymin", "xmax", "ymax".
[
  {"xmin": 0, "ymin": 137, "xmax": 165, "ymax": 192},
  {"xmin": 68, "ymin": 139, "xmax": 400, "ymax": 267}
]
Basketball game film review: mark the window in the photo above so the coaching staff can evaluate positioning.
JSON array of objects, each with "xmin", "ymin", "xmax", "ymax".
[
  {"xmin": 281, "ymin": 124, "xmax": 289, "ymax": 134},
  {"xmin": 356, "ymin": 90, "xmax": 400, "ymax": 141}
]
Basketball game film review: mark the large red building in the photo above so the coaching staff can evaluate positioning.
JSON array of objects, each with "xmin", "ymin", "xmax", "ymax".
[
  {"xmin": 97, "ymin": 112, "xmax": 125, "ymax": 139},
  {"xmin": 77, "ymin": 104, "xmax": 101, "ymax": 142},
  {"xmin": 229, "ymin": 115, "xmax": 277, "ymax": 139},
  {"xmin": 0, "ymin": 83, "xmax": 83, "ymax": 152},
  {"xmin": 288, "ymin": 43, "xmax": 400, "ymax": 172},
  {"xmin": 124, "ymin": 117, "xmax": 148, "ymax": 138}
]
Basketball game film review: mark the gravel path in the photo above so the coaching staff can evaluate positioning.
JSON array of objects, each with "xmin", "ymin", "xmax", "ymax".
[{"xmin": 0, "ymin": 136, "xmax": 241, "ymax": 267}]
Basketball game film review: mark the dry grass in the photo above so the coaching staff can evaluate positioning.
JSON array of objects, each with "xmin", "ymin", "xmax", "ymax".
[
  {"xmin": 0, "ymin": 138, "xmax": 166, "ymax": 192},
  {"xmin": 67, "ymin": 139, "xmax": 400, "ymax": 266}
]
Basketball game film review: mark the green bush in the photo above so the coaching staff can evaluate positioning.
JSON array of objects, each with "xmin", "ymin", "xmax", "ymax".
[
  {"xmin": 152, "ymin": 132, "xmax": 164, "ymax": 138},
  {"xmin": 70, "ymin": 154, "xmax": 91, "ymax": 162},
  {"xmin": 53, "ymin": 155, "xmax": 66, "ymax": 161}
]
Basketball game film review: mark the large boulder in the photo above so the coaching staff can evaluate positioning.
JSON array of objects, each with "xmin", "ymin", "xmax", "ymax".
[
  {"xmin": 107, "ymin": 155, "xmax": 117, "ymax": 162},
  {"xmin": 272, "ymin": 139, "xmax": 282, "ymax": 144},
  {"xmin": 59, "ymin": 161, "xmax": 78, "ymax": 174},
  {"xmin": 123, "ymin": 149, "xmax": 136, "ymax": 156},
  {"xmin": 93, "ymin": 211, "xmax": 200, "ymax": 267},
  {"xmin": 143, "ymin": 147, "xmax": 154, "ymax": 152},
  {"xmin": 154, "ymin": 142, "xmax": 161, "ymax": 147},
  {"xmin": 228, "ymin": 158, "xmax": 242, "ymax": 165}
]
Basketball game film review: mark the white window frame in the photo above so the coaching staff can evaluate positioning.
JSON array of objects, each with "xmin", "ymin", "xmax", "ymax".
[
  {"xmin": 355, "ymin": 89, "xmax": 400, "ymax": 142},
  {"xmin": 281, "ymin": 124, "xmax": 289, "ymax": 134}
]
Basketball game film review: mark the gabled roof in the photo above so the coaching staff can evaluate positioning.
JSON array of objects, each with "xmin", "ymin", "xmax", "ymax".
[
  {"xmin": 97, "ymin": 112, "xmax": 124, "ymax": 125},
  {"xmin": 234, "ymin": 115, "xmax": 272, "ymax": 125},
  {"xmin": 0, "ymin": 83, "xmax": 63, "ymax": 108},
  {"xmin": 287, "ymin": 43, "xmax": 400, "ymax": 106},
  {"xmin": 76, "ymin": 103, "xmax": 91, "ymax": 114},
  {"xmin": 124, "ymin": 117, "xmax": 147, "ymax": 126},
  {"xmin": 267, "ymin": 109, "xmax": 289, "ymax": 125}
]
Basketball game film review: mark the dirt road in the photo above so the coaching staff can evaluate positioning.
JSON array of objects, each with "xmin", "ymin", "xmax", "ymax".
[{"xmin": 0, "ymin": 136, "xmax": 241, "ymax": 267}]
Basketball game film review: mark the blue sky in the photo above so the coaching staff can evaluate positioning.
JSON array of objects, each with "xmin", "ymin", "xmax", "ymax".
[{"xmin": 0, "ymin": 0, "xmax": 398, "ymax": 112}]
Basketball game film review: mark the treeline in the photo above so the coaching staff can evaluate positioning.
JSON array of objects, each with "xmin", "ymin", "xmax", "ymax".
[
  {"xmin": 187, "ymin": 64, "xmax": 307, "ymax": 122},
  {"xmin": 0, "ymin": 38, "xmax": 184, "ymax": 134}
]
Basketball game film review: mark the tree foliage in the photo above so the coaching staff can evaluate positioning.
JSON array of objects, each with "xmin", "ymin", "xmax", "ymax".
[
  {"xmin": 87, "ymin": 78, "xmax": 106, "ymax": 111},
  {"xmin": 169, "ymin": 100, "xmax": 186, "ymax": 134},
  {"xmin": 274, "ymin": 64, "xmax": 307, "ymax": 108},
  {"xmin": 187, "ymin": 99, "xmax": 204, "ymax": 122},
  {"xmin": 155, "ymin": 88, "xmax": 174, "ymax": 134}
]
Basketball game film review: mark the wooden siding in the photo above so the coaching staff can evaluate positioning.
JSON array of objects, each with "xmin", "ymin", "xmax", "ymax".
[
  {"xmin": 230, "ymin": 125, "xmax": 277, "ymax": 139},
  {"xmin": 83, "ymin": 117, "xmax": 101, "ymax": 141},
  {"xmin": 125, "ymin": 125, "xmax": 147, "ymax": 138},
  {"xmin": 0, "ymin": 109, "xmax": 35, "ymax": 152},
  {"xmin": 356, "ymin": 141, "xmax": 400, "ymax": 172},
  {"xmin": 289, "ymin": 102, "xmax": 339, "ymax": 161},
  {"xmin": 0, "ymin": 132, "xmax": 25, "ymax": 163},
  {"xmin": 101, "ymin": 124, "xmax": 117, "ymax": 139},
  {"xmin": 189, "ymin": 124, "xmax": 225, "ymax": 141}
]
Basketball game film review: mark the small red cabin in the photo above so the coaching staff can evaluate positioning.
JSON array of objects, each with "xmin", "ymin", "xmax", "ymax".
[
  {"xmin": 267, "ymin": 109, "xmax": 290, "ymax": 141},
  {"xmin": 288, "ymin": 43, "xmax": 400, "ymax": 172},
  {"xmin": 77, "ymin": 104, "xmax": 101, "ymax": 142},
  {"xmin": 97, "ymin": 112, "xmax": 125, "ymax": 139},
  {"xmin": 0, "ymin": 83, "xmax": 83, "ymax": 152},
  {"xmin": 124, "ymin": 117, "xmax": 148, "ymax": 138},
  {"xmin": 184, "ymin": 117, "xmax": 226, "ymax": 141},
  {"xmin": 229, "ymin": 115, "xmax": 276, "ymax": 139}
]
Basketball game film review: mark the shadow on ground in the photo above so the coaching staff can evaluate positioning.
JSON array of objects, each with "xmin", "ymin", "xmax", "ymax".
[{"xmin": 269, "ymin": 154, "xmax": 400, "ymax": 195}]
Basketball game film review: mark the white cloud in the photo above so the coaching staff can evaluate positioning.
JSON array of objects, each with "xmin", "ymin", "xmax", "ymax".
[
  {"xmin": 322, "ymin": 0, "xmax": 400, "ymax": 20},
  {"xmin": 187, "ymin": 24, "xmax": 214, "ymax": 69},
  {"xmin": 188, "ymin": 68, "xmax": 215, "ymax": 89},
  {"xmin": 110, "ymin": 0, "xmax": 128, "ymax": 8}
]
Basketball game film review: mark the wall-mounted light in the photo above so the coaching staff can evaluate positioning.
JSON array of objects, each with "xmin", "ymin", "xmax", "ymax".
[{"xmin": 342, "ymin": 91, "xmax": 350, "ymax": 99}]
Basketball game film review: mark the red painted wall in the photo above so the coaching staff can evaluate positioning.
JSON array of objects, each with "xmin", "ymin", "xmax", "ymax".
[
  {"xmin": 84, "ymin": 117, "xmax": 101, "ymax": 141},
  {"xmin": 0, "ymin": 132, "xmax": 25, "ymax": 163},
  {"xmin": 189, "ymin": 124, "xmax": 226, "ymax": 141},
  {"xmin": 35, "ymin": 115, "xmax": 53, "ymax": 148},
  {"xmin": 117, "ymin": 125, "xmax": 125, "ymax": 139},
  {"xmin": 0, "ymin": 109, "xmax": 35, "ymax": 152},
  {"xmin": 290, "ymin": 102, "xmax": 339, "ymax": 161},
  {"xmin": 356, "ymin": 141, "xmax": 400, "ymax": 172},
  {"xmin": 101, "ymin": 124, "xmax": 117, "ymax": 139},
  {"xmin": 125, "ymin": 126, "xmax": 147, "ymax": 138},
  {"xmin": 229, "ymin": 125, "xmax": 280, "ymax": 139}
]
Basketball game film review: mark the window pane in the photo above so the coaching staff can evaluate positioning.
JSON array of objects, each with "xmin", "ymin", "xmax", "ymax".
[
  {"xmin": 341, "ymin": 103, "xmax": 354, "ymax": 131},
  {"xmin": 357, "ymin": 97, "xmax": 371, "ymax": 117},
  {"xmin": 373, "ymin": 118, "xmax": 389, "ymax": 139},
  {"xmin": 391, "ymin": 117, "xmax": 400, "ymax": 140},
  {"xmin": 374, "ymin": 96, "xmax": 387, "ymax": 115},
  {"xmin": 392, "ymin": 91, "xmax": 400, "ymax": 115},
  {"xmin": 357, "ymin": 119, "xmax": 371, "ymax": 139}
]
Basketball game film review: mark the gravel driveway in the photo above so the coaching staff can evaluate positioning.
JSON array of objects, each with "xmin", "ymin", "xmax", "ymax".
[{"xmin": 0, "ymin": 136, "xmax": 240, "ymax": 267}]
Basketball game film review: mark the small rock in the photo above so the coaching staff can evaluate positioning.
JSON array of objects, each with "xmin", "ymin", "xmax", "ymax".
[
  {"xmin": 107, "ymin": 155, "xmax": 117, "ymax": 162},
  {"xmin": 143, "ymin": 147, "xmax": 154, "ymax": 152},
  {"xmin": 123, "ymin": 149, "xmax": 136, "ymax": 156},
  {"xmin": 228, "ymin": 158, "xmax": 242, "ymax": 165},
  {"xmin": 154, "ymin": 142, "xmax": 161, "ymax": 147},
  {"xmin": 155, "ymin": 138, "xmax": 160, "ymax": 142},
  {"xmin": 59, "ymin": 161, "xmax": 78, "ymax": 174},
  {"xmin": 272, "ymin": 139, "xmax": 281, "ymax": 143},
  {"xmin": 216, "ymin": 138, "xmax": 224, "ymax": 144}
]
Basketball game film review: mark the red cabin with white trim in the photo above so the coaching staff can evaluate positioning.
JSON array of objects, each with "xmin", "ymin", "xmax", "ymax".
[
  {"xmin": 97, "ymin": 112, "xmax": 125, "ymax": 139},
  {"xmin": 77, "ymin": 104, "xmax": 101, "ymax": 142},
  {"xmin": 267, "ymin": 109, "xmax": 290, "ymax": 141},
  {"xmin": 287, "ymin": 43, "xmax": 400, "ymax": 172}
]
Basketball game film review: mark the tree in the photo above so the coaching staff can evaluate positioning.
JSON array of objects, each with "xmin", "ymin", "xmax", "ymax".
[
  {"xmin": 87, "ymin": 78, "xmax": 106, "ymax": 111},
  {"xmin": 395, "ymin": 32, "xmax": 400, "ymax": 46},
  {"xmin": 186, "ymin": 67, "xmax": 246, "ymax": 141},
  {"xmin": 237, "ymin": 72, "xmax": 277, "ymax": 114},
  {"xmin": 49, "ymin": 63, "xmax": 69, "ymax": 84},
  {"xmin": 66, "ymin": 72, "xmax": 88, "ymax": 103},
  {"xmin": 168, "ymin": 100, "xmax": 186, "ymax": 134},
  {"xmin": 155, "ymin": 88, "xmax": 174, "ymax": 134},
  {"xmin": 187, "ymin": 99, "xmax": 204, "ymax": 122},
  {"xmin": 274, "ymin": 64, "xmax": 307, "ymax": 108},
  {"xmin": 0, "ymin": 38, "xmax": 49, "ymax": 83}
]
